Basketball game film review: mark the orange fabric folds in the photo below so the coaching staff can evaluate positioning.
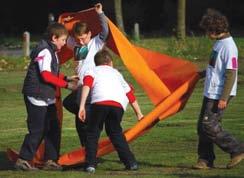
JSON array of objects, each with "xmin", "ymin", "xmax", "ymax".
[
  {"xmin": 56, "ymin": 8, "xmax": 199, "ymax": 166},
  {"xmin": 7, "ymin": 8, "xmax": 199, "ymax": 166}
]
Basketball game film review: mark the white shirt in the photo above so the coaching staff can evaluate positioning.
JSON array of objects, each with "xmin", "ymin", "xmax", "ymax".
[
  {"xmin": 204, "ymin": 37, "xmax": 238, "ymax": 99},
  {"xmin": 67, "ymin": 35, "xmax": 105, "ymax": 86},
  {"xmin": 27, "ymin": 49, "xmax": 58, "ymax": 106},
  {"xmin": 85, "ymin": 66, "xmax": 130, "ymax": 110}
]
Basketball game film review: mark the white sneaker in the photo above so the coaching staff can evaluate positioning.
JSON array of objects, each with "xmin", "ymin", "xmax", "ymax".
[
  {"xmin": 86, "ymin": 166, "xmax": 95, "ymax": 174},
  {"xmin": 42, "ymin": 160, "xmax": 62, "ymax": 171},
  {"xmin": 15, "ymin": 158, "xmax": 39, "ymax": 171}
]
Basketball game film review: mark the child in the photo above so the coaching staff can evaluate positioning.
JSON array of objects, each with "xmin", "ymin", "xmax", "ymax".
[
  {"xmin": 15, "ymin": 23, "xmax": 78, "ymax": 171},
  {"xmin": 193, "ymin": 9, "xmax": 244, "ymax": 169},
  {"xmin": 78, "ymin": 49, "xmax": 143, "ymax": 173},
  {"xmin": 63, "ymin": 3, "xmax": 109, "ymax": 147}
]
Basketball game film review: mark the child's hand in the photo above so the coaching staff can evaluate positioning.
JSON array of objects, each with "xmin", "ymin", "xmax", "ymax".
[
  {"xmin": 79, "ymin": 107, "xmax": 86, "ymax": 122},
  {"xmin": 136, "ymin": 113, "xmax": 144, "ymax": 121},
  {"xmin": 197, "ymin": 70, "xmax": 206, "ymax": 79},
  {"xmin": 66, "ymin": 75, "xmax": 79, "ymax": 82},
  {"xmin": 95, "ymin": 3, "xmax": 103, "ymax": 14},
  {"xmin": 63, "ymin": 16, "xmax": 74, "ymax": 22},
  {"xmin": 67, "ymin": 82, "xmax": 78, "ymax": 91},
  {"xmin": 218, "ymin": 99, "xmax": 227, "ymax": 109}
]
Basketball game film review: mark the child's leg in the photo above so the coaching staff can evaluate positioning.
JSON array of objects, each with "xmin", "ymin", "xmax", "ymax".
[
  {"xmin": 85, "ymin": 105, "xmax": 107, "ymax": 167},
  {"xmin": 197, "ymin": 97, "xmax": 215, "ymax": 165},
  {"xmin": 74, "ymin": 103, "xmax": 91, "ymax": 146},
  {"xmin": 105, "ymin": 106, "xmax": 137, "ymax": 167},
  {"xmin": 63, "ymin": 91, "xmax": 79, "ymax": 114},
  {"xmin": 201, "ymin": 97, "xmax": 242, "ymax": 157},
  {"xmin": 44, "ymin": 104, "xmax": 61, "ymax": 161},
  {"xmin": 19, "ymin": 96, "xmax": 48, "ymax": 161}
]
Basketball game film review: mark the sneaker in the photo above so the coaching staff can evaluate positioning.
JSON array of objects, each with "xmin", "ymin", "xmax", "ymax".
[
  {"xmin": 192, "ymin": 159, "xmax": 213, "ymax": 169},
  {"xmin": 14, "ymin": 158, "xmax": 39, "ymax": 171},
  {"xmin": 227, "ymin": 153, "xmax": 244, "ymax": 169},
  {"xmin": 86, "ymin": 166, "xmax": 95, "ymax": 174},
  {"xmin": 125, "ymin": 163, "xmax": 138, "ymax": 171},
  {"xmin": 42, "ymin": 160, "xmax": 62, "ymax": 171}
]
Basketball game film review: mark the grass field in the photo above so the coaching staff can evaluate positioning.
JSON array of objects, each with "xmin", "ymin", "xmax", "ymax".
[{"xmin": 0, "ymin": 37, "xmax": 244, "ymax": 178}]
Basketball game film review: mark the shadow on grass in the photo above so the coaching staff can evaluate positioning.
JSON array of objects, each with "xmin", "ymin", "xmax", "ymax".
[
  {"xmin": 172, "ymin": 173, "xmax": 244, "ymax": 178},
  {"xmin": 0, "ymin": 151, "xmax": 14, "ymax": 170},
  {"xmin": 62, "ymin": 157, "xmax": 107, "ymax": 171}
]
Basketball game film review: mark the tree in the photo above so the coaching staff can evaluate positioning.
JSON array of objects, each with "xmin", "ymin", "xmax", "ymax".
[
  {"xmin": 176, "ymin": 0, "xmax": 186, "ymax": 40},
  {"xmin": 114, "ymin": 0, "xmax": 125, "ymax": 34}
]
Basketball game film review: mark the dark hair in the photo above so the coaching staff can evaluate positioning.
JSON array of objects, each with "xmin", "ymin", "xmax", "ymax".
[
  {"xmin": 94, "ymin": 49, "xmax": 112, "ymax": 66},
  {"xmin": 46, "ymin": 22, "xmax": 68, "ymax": 40},
  {"xmin": 72, "ymin": 22, "xmax": 90, "ymax": 36},
  {"xmin": 200, "ymin": 9, "xmax": 229, "ymax": 35}
]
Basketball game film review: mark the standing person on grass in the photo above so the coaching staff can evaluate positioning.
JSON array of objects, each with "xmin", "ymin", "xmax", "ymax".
[
  {"xmin": 63, "ymin": 3, "xmax": 109, "ymax": 147},
  {"xmin": 15, "ymin": 23, "xmax": 78, "ymax": 171},
  {"xmin": 193, "ymin": 9, "xmax": 244, "ymax": 170},
  {"xmin": 79, "ymin": 49, "xmax": 143, "ymax": 173}
]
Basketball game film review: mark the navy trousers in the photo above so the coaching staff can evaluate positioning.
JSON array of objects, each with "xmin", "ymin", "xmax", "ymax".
[
  {"xmin": 63, "ymin": 88, "xmax": 91, "ymax": 146},
  {"xmin": 85, "ymin": 104, "xmax": 136, "ymax": 167},
  {"xmin": 19, "ymin": 96, "xmax": 60, "ymax": 161}
]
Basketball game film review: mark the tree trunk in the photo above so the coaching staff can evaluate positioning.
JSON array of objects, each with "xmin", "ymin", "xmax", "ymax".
[
  {"xmin": 114, "ymin": 0, "xmax": 125, "ymax": 34},
  {"xmin": 176, "ymin": 0, "xmax": 186, "ymax": 40}
]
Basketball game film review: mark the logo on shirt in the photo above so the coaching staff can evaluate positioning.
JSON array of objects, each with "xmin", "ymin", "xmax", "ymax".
[
  {"xmin": 35, "ymin": 55, "xmax": 45, "ymax": 62},
  {"xmin": 232, "ymin": 57, "xmax": 238, "ymax": 69},
  {"xmin": 74, "ymin": 46, "xmax": 88, "ymax": 61},
  {"xmin": 209, "ymin": 50, "xmax": 218, "ymax": 68}
]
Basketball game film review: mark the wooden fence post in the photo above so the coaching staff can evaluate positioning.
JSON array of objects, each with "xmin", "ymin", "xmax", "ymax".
[
  {"xmin": 133, "ymin": 23, "xmax": 140, "ymax": 41},
  {"xmin": 23, "ymin": 31, "xmax": 30, "ymax": 57}
]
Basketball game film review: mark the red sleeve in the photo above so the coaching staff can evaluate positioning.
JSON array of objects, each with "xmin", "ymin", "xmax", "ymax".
[
  {"xmin": 58, "ymin": 72, "xmax": 66, "ymax": 80},
  {"xmin": 41, "ymin": 71, "xmax": 67, "ymax": 88},
  {"xmin": 83, "ymin": 75, "xmax": 94, "ymax": 88},
  {"xmin": 126, "ymin": 89, "xmax": 136, "ymax": 103}
]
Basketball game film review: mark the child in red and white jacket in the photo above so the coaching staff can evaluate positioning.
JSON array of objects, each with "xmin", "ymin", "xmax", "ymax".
[{"xmin": 78, "ymin": 49, "xmax": 143, "ymax": 173}]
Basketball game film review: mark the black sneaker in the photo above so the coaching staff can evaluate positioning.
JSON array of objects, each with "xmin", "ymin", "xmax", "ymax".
[
  {"xmin": 15, "ymin": 158, "xmax": 39, "ymax": 171},
  {"xmin": 125, "ymin": 163, "xmax": 138, "ymax": 171}
]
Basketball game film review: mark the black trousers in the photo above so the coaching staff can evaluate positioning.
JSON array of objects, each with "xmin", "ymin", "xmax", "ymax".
[
  {"xmin": 19, "ymin": 96, "xmax": 60, "ymax": 161},
  {"xmin": 85, "ymin": 104, "xmax": 136, "ymax": 167},
  {"xmin": 197, "ymin": 96, "xmax": 243, "ymax": 164},
  {"xmin": 63, "ymin": 88, "xmax": 91, "ymax": 146}
]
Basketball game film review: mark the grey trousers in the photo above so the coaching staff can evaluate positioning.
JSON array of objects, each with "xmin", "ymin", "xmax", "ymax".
[{"xmin": 197, "ymin": 96, "xmax": 243, "ymax": 164}]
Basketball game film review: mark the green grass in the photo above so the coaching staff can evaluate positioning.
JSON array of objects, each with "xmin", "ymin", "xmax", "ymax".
[{"xmin": 0, "ymin": 37, "xmax": 244, "ymax": 177}]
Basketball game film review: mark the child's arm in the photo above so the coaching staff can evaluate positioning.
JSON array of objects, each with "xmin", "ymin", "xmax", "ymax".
[
  {"xmin": 36, "ymin": 49, "xmax": 77, "ymax": 90},
  {"xmin": 130, "ymin": 100, "xmax": 144, "ymax": 121},
  {"xmin": 95, "ymin": 3, "xmax": 109, "ymax": 42},
  {"xmin": 117, "ymin": 71, "xmax": 144, "ymax": 120},
  {"xmin": 218, "ymin": 69, "xmax": 236, "ymax": 109},
  {"xmin": 79, "ymin": 74, "xmax": 94, "ymax": 122},
  {"xmin": 218, "ymin": 48, "xmax": 238, "ymax": 109},
  {"xmin": 79, "ymin": 85, "xmax": 90, "ymax": 122}
]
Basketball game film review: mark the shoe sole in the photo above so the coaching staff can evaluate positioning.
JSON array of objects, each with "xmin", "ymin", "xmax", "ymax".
[
  {"xmin": 227, "ymin": 156, "xmax": 244, "ymax": 169},
  {"xmin": 14, "ymin": 165, "xmax": 39, "ymax": 171},
  {"xmin": 192, "ymin": 165, "xmax": 211, "ymax": 170}
]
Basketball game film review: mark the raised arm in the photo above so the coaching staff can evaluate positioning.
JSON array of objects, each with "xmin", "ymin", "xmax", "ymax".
[{"xmin": 95, "ymin": 3, "xmax": 109, "ymax": 41}]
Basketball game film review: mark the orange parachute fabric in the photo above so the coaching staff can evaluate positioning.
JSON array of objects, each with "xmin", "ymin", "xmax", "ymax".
[
  {"xmin": 7, "ymin": 7, "xmax": 199, "ymax": 166},
  {"xmin": 57, "ymin": 8, "xmax": 199, "ymax": 166}
]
